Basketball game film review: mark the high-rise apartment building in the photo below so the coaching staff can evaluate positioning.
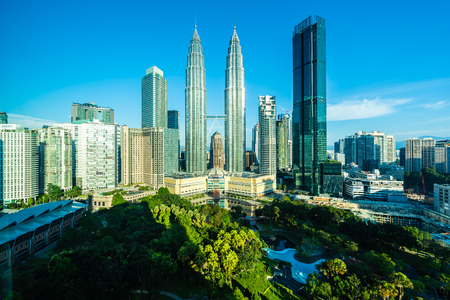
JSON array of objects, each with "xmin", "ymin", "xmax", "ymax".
[
  {"xmin": 422, "ymin": 138, "xmax": 436, "ymax": 169},
  {"xmin": 142, "ymin": 66, "xmax": 168, "ymax": 129},
  {"xmin": 368, "ymin": 131, "xmax": 396, "ymax": 164},
  {"xmin": 210, "ymin": 132, "xmax": 225, "ymax": 169},
  {"xmin": 185, "ymin": 25, "xmax": 207, "ymax": 173},
  {"xmin": 143, "ymin": 127, "xmax": 164, "ymax": 188},
  {"xmin": 343, "ymin": 131, "xmax": 377, "ymax": 168},
  {"xmin": 0, "ymin": 112, "xmax": 7, "ymax": 124},
  {"xmin": 0, "ymin": 124, "xmax": 39, "ymax": 205},
  {"xmin": 276, "ymin": 120, "xmax": 287, "ymax": 170},
  {"xmin": 292, "ymin": 16, "xmax": 327, "ymax": 195},
  {"xmin": 53, "ymin": 120, "xmax": 120, "ymax": 191},
  {"xmin": 71, "ymin": 102, "xmax": 114, "ymax": 124},
  {"xmin": 259, "ymin": 96, "xmax": 276, "ymax": 176},
  {"xmin": 435, "ymin": 140, "xmax": 450, "ymax": 173},
  {"xmin": 252, "ymin": 123, "xmax": 259, "ymax": 164},
  {"xmin": 38, "ymin": 127, "xmax": 72, "ymax": 193},
  {"xmin": 224, "ymin": 26, "xmax": 246, "ymax": 172},
  {"xmin": 121, "ymin": 126, "xmax": 144, "ymax": 186}
]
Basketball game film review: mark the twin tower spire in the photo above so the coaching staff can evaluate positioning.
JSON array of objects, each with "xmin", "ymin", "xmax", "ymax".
[{"xmin": 185, "ymin": 22, "xmax": 246, "ymax": 173}]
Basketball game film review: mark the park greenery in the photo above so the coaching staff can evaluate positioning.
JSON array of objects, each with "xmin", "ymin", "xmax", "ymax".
[
  {"xmin": 404, "ymin": 167, "xmax": 450, "ymax": 191},
  {"xmin": 2, "ymin": 188, "xmax": 298, "ymax": 300},
  {"xmin": 257, "ymin": 199, "xmax": 450, "ymax": 299},
  {"xmin": 3, "ymin": 188, "xmax": 450, "ymax": 299}
]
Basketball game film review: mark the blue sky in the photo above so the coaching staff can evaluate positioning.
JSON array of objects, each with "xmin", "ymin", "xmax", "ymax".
[{"xmin": 1, "ymin": 0, "xmax": 449, "ymax": 148}]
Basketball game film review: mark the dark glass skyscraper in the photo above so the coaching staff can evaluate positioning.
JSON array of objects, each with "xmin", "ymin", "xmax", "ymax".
[{"xmin": 292, "ymin": 16, "xmax": 327, "ymax": 195}]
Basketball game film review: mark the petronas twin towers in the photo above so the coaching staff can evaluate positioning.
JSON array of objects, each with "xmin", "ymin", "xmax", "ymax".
[{"xmin": 185, "ymin": 24, "xmax": 246, "ymax": 173}]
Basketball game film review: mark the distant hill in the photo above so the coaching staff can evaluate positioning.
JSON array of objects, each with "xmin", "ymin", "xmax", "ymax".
[{"xmin": 396, "ymin": 136, "xmax": 450, "ymax": 149}]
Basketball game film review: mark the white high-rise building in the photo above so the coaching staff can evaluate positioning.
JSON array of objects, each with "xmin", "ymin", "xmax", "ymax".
[
  {"xmin": 434, "ymin": 184, "xmax": 450, "ymax": 217},
  {"xmin": 53, "ymin": 120, "xmax": 120, "ymax": 192},
  {"xmin": 0, "ymin": 124, "xmax": 39, "ymax": 205},
  {"xmin": 185, "ymin": 25, "xmax": 207, "ymax": 173},
  {"xmin": 422, "ymin": 138, "xmax": 436, "ymax": 169},
  {"xmin": 38, "ymin": 126, "xmax": 73, "ymax": 193},
  {"xmin": 224, "ymin": 26, "xmax": 246, "ymax": 172},
  {"xmin": 405, "ymin": 137, "xmax": 436, "ymax": 172},
  {"xmin": 142, "ymin": 66, "xmax": 167, "ymax": 129},
  {"xmin": 368, "ymin": 131, "xmax": 396, "ymax": 164},
  {"xmin": 258, "ymin": 96, "xmax": 276, "ymax": 175}
]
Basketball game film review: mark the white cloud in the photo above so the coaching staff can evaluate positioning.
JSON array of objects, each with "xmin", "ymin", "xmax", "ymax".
[
  {"xmin": 8, "ymin": 114, "xmax": 60, "ymax": 129},
  {"xmin": 420, "ymin": 100, "xmax": 449, "ymax": 109},
  {"xmin": 327, "ymin": 98, "xmax": 410, "ymax": 121}
]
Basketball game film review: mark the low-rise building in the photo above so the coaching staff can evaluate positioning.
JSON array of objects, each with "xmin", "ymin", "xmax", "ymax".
[
  {"xmin": 0, "ymin": 200, "xmax": 86, "ymax": 269},
  {"xmin": 344, "ymin": 177, "xmax": 404, "ymax": 201},
  {"xmin": 164, "ymin": 168, "xmax": 276, "ymax": 198},
  {"xmin": 89, "ymin": 187, "xmax": 157, "ymax": 210}
]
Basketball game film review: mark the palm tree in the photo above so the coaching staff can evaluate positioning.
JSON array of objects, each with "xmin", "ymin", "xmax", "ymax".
[{"xmin": 390, "ymin": 272, "xmax": 413, "ymax": 300}]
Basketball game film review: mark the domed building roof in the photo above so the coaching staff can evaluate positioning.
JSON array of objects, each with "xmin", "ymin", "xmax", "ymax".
[{"xmin": 205, "ymin": 168, "xmax": 227, "ymax": 178}]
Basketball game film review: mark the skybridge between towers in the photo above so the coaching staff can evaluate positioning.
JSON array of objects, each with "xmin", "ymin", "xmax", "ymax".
[{"xmin": 206, "ymin": 115, "xmax": 226, "ymax": 137}]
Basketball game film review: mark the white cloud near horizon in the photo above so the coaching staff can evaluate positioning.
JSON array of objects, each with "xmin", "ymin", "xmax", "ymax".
[
  {"xmin": 327, "ymin": 98, "xmax": 410, "ymax": 121},
  {"xmin": 8, "ymin": 114, "xmax": 59, "ymax": 129},
  {"xmin": 420, "ymin": 100, "xmax": 449, "ymax": 109}
]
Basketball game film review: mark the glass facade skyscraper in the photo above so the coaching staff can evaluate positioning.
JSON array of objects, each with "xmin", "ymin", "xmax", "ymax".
[
  {"xmin": 142, "ymin": 66, "xmax": 168, "ymax": 129},
  {"xmin": 225, "ymin": 27, "xmax": 246, "ymax": 172},
  {"xmin": 0, "ymin": 112, "xmax": 7, "ymax": 124},
  {"xmin": 71, "ymin": 103, "xmax": 114, "ymax": 124},
  {"xmin": 185, "ymin": 26, "xmax": 207, "ymax": 173},
  {"xmin": 292, "ymin": 16, "xmax": 327, "ymax": 195}
]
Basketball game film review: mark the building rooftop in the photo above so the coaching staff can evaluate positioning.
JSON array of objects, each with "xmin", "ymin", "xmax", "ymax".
[{"xmin": 0, "ymin": 200, "xmax": 86, "ymax": 244}]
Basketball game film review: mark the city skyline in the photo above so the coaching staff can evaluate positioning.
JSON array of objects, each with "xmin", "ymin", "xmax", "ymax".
[{"xmin": 1, "ymin": 0, "xmax": 450, "ymax": 147}]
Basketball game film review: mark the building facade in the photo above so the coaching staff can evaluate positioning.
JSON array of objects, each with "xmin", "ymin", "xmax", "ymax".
[
  {"xmin": 368, "ymin": 131, "xmax": 396, "ymax": 164},
  {"xmin": 185, "ymin": 26, "xmax": 207, "ymax": 173},
  {"xmin": 53, "ymin": 121, "xmax": 120, "ymax": 192},
  {"xmin": 292, "ymin": 16, "xmax": 327, "ymax": 195},
  {"xmin": 405, "ymin": 138, "xmax": 436, "ymax": 172},
  {"xmin": 0, "ymin": 125, "xmax": 39, "ymax": 205},
  {"xmin": 210, "ymin": 132, "xmax": 225, "ymax": 169},
  {"xmin": 38, "ymin": 126, "xmax": 73, "ymax": 193},
  {"xmin": 143, "ymin": 127, "xmax": 164, "ymax": 188},
  {"xmin": 0, "ymin": 112, "xmax": 7, "ymax": 124},
  {"xmin": 276, "ymin": 120, "xmax": 287, "ymax": 170},
  {"xmin": 258, "ymin": 96, "xmax": 276, "ymax": 176},
  {"xmin": 142, "ymin": 66, "xmax": 168, "ymax": 129},
  {"xmin": 121, "ymin": 126, "xmax": 144, "ymax": 186},
  {"xmin": 71, "ymin": 102, "xmax": 114, "ymax": 124},
  {"xmin": 224, "ymin": 26, "xmax": 246, "ymax": 172},
  {"xmin": 164, "ymin": 128, "xmax": 179, "ymax": 176},
  {"xmin": 434, "ymin": 184, "xmax": 450, "ymax": 217}
]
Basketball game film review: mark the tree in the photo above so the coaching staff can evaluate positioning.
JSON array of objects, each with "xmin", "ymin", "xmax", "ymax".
[
  {"xmin": 317, "ymin": 259, "xmax": 347, "ymax": 279},
  {"xmin": 27, "ymin": 197, "xmax": 34, "ymax": 207},
  {"xmin": 377, "ymin": 281, "xmax": 398, "ymax": 300},
  {"xmin": 296, "ymin": 236, "xmax": 321, "ymax": 261},
  {"xmin": 112, "ymin": 193, "xmax": 126, "ymax": 206},
  {"xmin": 47, "ymin": 183, "xmax": 62, "ymax": 201},
  {"xmin": 389, "ymin": 272, "xmax": 413, "ymax": 300}
]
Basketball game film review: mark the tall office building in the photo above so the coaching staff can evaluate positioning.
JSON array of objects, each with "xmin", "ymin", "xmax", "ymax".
[
  {"xmin": 277, "ymin": 114, "xmax": 292, "ymax": 169},
  {"xmin": 0, "ymin": 112, "xmax": 7, "ymax": 124},
  {"xmin": 53, "ymin": 120, "xmax": 120, "ymax": 191},
  {"xmin": 258, "ymin": 96, "xmax": 276, "ymax": 176},
  {"xmin": 276, "ymin": 120, "xmax": 287, "ymax": 170},
  {"xmin": 334, "ymin": 139, "xmax": 344, "ymax": 155},
  {"xmin": 292, "ymin": 16, "xmax": 327, "ymax": 195},
  {"xmin": 168, "ymin": 110, "xmax": 180, "ymax": 168},
  {"xmin": 164, "ymin": 128, "xmax": 179, "ymax": 176},
  {"xmin": 71, "ymin": 102, "xmax": 114, "ymax": 124},
  {"xmin": 142, "ymin": 66, "xmax": 168, "ymax": 129},
  {"xmin": 185, "ymin": 25, "xmax": 207, "ymax": 173},
  {"xmin": 38, "ymin": 127, "xmax": 73, "ymax": 193},
  {"xmin": 0, "ymin": 124, "xmax": 39, "ymax": 205},
  {"xmin": 224, "ymin": 26, "xmax": 246, "ymax": 172},
  {"xmin": 210, "ymin": 132, "xmax": 225, "ymax": 169},
  {"xmin": 252, "ymin": 123, "xmax": 259, "ymax": 164}
]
